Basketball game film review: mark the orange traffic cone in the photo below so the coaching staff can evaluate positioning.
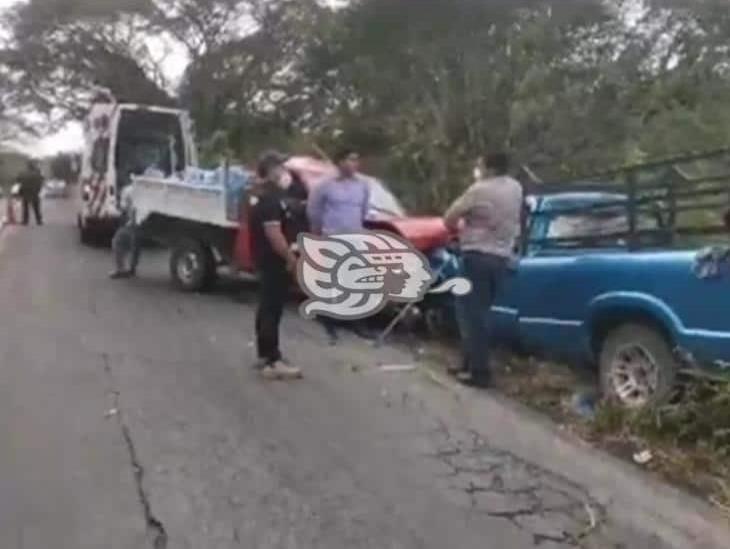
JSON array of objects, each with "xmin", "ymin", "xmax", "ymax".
[{"xmin": 4, "ymin": 195, "xmax": 17, "ymax": 225}]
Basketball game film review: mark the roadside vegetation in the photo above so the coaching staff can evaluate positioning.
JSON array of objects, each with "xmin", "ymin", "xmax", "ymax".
[
  {"xmin": 1, "ymin": 1, "xmax": 730, "ymax": 208},
  {"xmin": 589, "ymin": 381, "xmax": 730, "ymax": 514}
]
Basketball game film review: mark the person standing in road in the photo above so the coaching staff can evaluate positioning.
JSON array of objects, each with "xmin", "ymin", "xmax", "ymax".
[
  {"xmin": 110, "ymin": 184, "xmax": 141, "ymax": 279},
  {"xmin": 306, "ymin": 147, "xmax": 371, "ymax": 344},
  {"xmin": 17, "ymin": 160, "xmax": 44, "ymax": 226},
  {"xmin": 444, "ymin": 152, "xmax": 523, "ymax": 388},
  {"xmin": 307, "ymin": 148, "xmax": 370, "ymax": 236},
  {"xmin": 250, "ymin": 151, "xmax": 303, "ymax": 380}
]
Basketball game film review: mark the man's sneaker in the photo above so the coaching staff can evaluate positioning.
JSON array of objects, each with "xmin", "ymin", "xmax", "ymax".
[
  {"xmin": 456, "ymin": 371, "xmax": 473, "ymax": 383},
  {"xmin": 259, "ymin": 361, "xmax": 303, "ymax": 380},
  {"xmin": 260, "ymin": 365, "xmax": 281, "ymax": 380},
  {"xmin": 274, "ymin": 361, "xmax": 303, "ymax": 379},
  {"xmin": 458, "ymin": 371, "xmax": 493, "ymax": 389},
  {"xmin": 109, "ymin": 271, "xmax": 131, "ymax": 280}
]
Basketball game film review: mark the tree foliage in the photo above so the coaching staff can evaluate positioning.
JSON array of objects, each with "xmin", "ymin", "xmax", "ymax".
[{"xmin": 0, "ymin": 0, "xmax": 728, "ymax": 210}]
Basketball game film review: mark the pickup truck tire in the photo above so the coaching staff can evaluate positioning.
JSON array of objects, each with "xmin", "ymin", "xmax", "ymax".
[
  {"xmin": 599, "ymin": 324, "xmax": 678, "ymax": 409},
  {"xmin": 170, "ymin": 239, "xmax": 216, "ymax": 293}
]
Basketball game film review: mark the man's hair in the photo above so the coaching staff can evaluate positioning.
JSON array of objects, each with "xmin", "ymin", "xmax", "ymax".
[
  {"xmin": 485, "ymin": 153, "xmax": 510, "ymax": 176},
  {"xmin": 334, "ymin": 147, "xmax": 357, "ymax": 164},
  {"xmin": 257, "ymin": 150, "xmax": 288, "ymax": 179}
]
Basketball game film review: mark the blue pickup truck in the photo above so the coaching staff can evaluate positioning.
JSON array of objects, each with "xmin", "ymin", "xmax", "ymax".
[{"xmin": 429, "ymin": 190, "xmax": 730, "ymax": 408}]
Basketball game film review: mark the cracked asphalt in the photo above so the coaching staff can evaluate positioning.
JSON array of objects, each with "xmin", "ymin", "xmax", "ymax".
[{"xmin": 0, "ymin": 200, "xmax": 656, "ymax": 548}]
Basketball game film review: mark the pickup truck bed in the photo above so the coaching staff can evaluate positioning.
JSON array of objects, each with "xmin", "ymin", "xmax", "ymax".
[
  {"xmin": 129, "ymin": 171, "xmax": 453, "ymax": 295},
  {"xmin": 132, "ymin": 175, "xmax": 238, "ymax": 230},
  {"xmin": 130, "ymin": 175, "xmax": 244, "ymax": 292}
]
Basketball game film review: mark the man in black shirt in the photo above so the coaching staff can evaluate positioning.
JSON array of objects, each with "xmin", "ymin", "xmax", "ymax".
[
  {"xmin": 17, "ymin": 160, "xmax": 44, "ymax": 226},
  {"xmin": 250, "ymin": 151, "xmax": 303, "ymax": 380}
]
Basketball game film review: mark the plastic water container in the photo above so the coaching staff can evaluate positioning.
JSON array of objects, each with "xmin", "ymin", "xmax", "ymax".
[
  {"xmin": 183, "ymin": 167, "xmax": 204, "ymax": 186},
  {"xmin": 224, "ymin": 166, "xmax": 252, "ymax": 222}
]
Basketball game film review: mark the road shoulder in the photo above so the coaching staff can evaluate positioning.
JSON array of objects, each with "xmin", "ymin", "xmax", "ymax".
[{"xmin": 407, "ymin": 354, "xmax": 730, "ymax": 549}]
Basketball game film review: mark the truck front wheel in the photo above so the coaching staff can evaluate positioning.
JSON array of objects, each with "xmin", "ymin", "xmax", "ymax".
[
  {"xmin": 599, "ymin": 323, "xmax": 678, "ymax": 409},
  {"xmin": 170, "ymin": 239, "xmax": 216, "ymax": 292}
]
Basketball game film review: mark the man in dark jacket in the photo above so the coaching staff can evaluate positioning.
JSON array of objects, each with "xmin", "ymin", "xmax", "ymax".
[
  {"xmin": 249, "ymin": 151, "xmax": 303, "ymax": 380},
  {"xmin": 17, "ymin": 160, "xmax": 44, "ymax": 226}
]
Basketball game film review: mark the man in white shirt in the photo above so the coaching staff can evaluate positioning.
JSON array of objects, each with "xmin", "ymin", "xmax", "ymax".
[{"xmin": 444, "ymin": 152, "xmax": 523, "ymax": 387}]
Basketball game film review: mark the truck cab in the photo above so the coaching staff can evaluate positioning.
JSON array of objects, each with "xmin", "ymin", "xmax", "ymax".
[{"xmin": 77, "ymin": 91, "xmax": 197, "ymax": 245}]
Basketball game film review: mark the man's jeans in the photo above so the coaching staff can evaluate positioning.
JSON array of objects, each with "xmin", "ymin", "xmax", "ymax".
[
  {"xmin": 112, "ymin": 224, "xmax": 140, "ymax": 274},
  {"xmin": 457, "ymin": 252, "xmax": 508, "ymax": 381},
  {"xmin": 256, "ymin": 264, "xmax": 289, "ymax": 364}
]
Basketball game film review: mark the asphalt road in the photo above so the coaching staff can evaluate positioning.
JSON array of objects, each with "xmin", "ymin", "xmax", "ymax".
[{"xmin": 0, "ymin": 199, "xmax": 649, "ymax": 549}]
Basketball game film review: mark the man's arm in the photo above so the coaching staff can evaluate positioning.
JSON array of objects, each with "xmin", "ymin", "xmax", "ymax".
[
  {"xmin": 260, "ymin": 194, "xmax": 297, "ymax": 270},
  {"xmin": 306, "ymin": 183, "xmax": 327, "ymax": 235},
  {"xmin": 264, "ymin": 222, "xmax": 297, "ymax": 270},
  {"xmin": 444, "ymin": 185, "xmax": 476, "ymax": 231},
  {"xmin": 361, "ymin": 181, "xmax": 371, "ymax": 223}
]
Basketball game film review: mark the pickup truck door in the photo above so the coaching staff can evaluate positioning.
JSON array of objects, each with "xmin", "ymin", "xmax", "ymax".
[
  {"xmin": 504, "ymin": 254, "xmax": 590, "ymax": 359},
  {"xmin": 494, "ymin": 205, "xmax": 599, "ymax": 361}
]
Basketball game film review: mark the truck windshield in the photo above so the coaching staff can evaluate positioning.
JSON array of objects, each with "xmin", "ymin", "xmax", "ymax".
[{"xmin": 368, "ymin": 179, "xmax": 406, "ymax": 219}]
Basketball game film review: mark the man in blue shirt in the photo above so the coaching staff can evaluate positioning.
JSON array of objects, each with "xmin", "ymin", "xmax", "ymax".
[
  {"xmin": 307, "ymin": 148, "xmax": 370, "ymax": 235},
  {"xmin": 307, "ymin": 148, "xmax": 372, "ymax": 343}
]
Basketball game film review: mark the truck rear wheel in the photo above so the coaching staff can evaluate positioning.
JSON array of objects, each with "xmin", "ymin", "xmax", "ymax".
[
  {"xmin": 599, "ymin": 323, "xmax": 678, "ymax": 409},
  {"xmin": 170, "ymin": 239, "xmax": 217, "ymax": 292}
]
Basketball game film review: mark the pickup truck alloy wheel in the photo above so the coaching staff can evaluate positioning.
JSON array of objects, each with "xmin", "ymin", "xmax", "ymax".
[
  {"xmin": 599, "ymin": 324, "xmax": 678, "ymax": 409},
  {"xmin": 608, "ymin": 344, "xmax": 659, "ymax": 408}
]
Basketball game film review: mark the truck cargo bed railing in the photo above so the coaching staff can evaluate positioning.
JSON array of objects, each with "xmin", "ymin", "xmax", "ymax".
[{"xmin": 521, "ymin": 148, "xmax": 730, "ymax": 251}]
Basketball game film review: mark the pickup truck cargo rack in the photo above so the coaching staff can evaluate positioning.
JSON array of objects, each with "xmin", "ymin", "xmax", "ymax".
[{"xmin": 520, "ymin": 148, "xmax": 730, "ymax": 251}]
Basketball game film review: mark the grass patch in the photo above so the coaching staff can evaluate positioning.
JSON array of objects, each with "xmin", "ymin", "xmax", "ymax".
[{"xmin": 586, "ymin": 381, "xmax": 730, "ymax": 512}]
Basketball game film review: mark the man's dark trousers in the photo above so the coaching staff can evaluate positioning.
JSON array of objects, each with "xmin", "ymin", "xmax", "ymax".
[
  {"xmin": 461, "ymin": 251, "xmax": 508, "ymax": 383},
  {"xmin": 256, "ymin": 264, "xmax": 289, "ymax": 364},
  {"xmin": 21, "ymin": 195, "xmax": 43, "ymax": 225}
]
